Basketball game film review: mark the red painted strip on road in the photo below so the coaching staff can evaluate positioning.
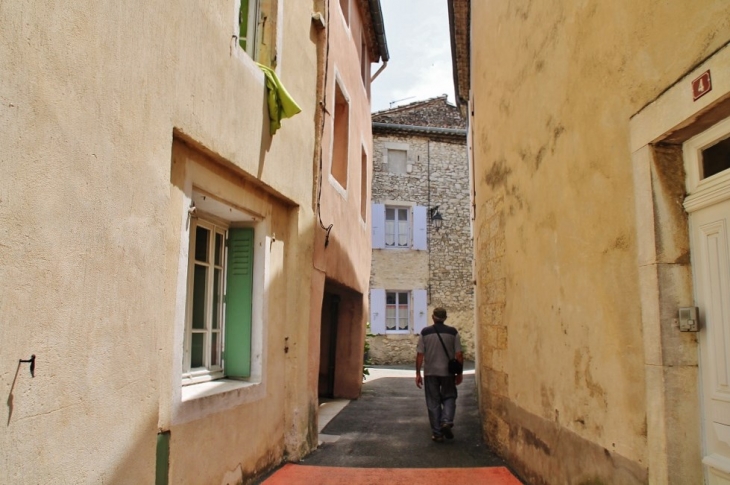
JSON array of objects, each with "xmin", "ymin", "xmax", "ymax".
[{"xmin": 263, "ymin": 463, "xmax": 522, "ymax": 484}]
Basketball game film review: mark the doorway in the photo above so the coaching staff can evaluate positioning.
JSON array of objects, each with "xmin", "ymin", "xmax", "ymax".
[
  {"xmin": 319, "ymin": 292, "xmax": 340, "ymax": 398},
  {"xmin": 685, "ymin": 117, "xmax": 730, "ymax": 483}
]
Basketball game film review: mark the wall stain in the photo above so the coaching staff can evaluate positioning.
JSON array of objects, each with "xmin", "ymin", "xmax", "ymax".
[{"xmin": 485, "ymin": 158, "xmax": 512, "ymax": 189}]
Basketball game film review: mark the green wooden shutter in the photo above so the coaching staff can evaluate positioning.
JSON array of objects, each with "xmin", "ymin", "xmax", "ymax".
[{"xmin": 225, "ymin": 228, "xmax": 254, "ymax": 377}]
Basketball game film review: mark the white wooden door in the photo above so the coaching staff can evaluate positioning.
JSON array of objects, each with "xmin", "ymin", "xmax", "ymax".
[
  {"xmin": 684, "ymin": 118, "xmax": 730, "ymax": 483},
  {"xmin": 693, "ymin": 198, "xmax": 730, "ymax": 484}
]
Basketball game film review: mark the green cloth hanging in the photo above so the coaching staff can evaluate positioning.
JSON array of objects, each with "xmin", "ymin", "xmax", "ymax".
[{"xmin": 257, "ymin": 63, "xmax": 302, "ymax": 135}]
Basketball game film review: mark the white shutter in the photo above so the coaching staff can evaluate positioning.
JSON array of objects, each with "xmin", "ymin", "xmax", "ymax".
[
  {"xmin": 372, "ymin": 203, "xmax": 385, "ymax": 249},
  {"xmin": 413, "ymin": 289, "xmax": 428, "ymax": 334},
  {"xmin": 370, "ymin": 288, "xmax": 386, "ymax": 334},
  {"xmin": 413, "ymin": 205, "xmax": 427, "ymax": 251}
]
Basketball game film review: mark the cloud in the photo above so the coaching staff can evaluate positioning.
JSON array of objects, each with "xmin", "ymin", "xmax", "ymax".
[{"xmin": 371, "ymin": 0, "xmax": 454, "ymax": 112}]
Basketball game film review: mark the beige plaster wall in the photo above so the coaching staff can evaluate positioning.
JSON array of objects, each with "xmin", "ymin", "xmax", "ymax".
[
  {"xmin": 1, "ymin": 1, "xmax": 319, "ymax": 483},
  {"xmin": 469, "ymin": 1, "xmax": 730, "ymax": 483},
  {"xmin": 309, "ymin": 0, "xmax": 376, "ymax": 401}
]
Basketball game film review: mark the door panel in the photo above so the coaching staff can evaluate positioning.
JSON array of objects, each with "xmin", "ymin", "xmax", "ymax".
[{"xmin": 694, "ymin": 198, "xmax": 730, "ymax": 482}]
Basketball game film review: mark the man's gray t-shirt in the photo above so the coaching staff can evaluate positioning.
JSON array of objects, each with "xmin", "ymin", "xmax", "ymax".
[{"xmin": 417, "ymin": 323, "xmax": 462, "ymax": 376}]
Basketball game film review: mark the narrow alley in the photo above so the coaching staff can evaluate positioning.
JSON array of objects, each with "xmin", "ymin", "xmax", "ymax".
[{"xmin": 257, "ymin": 366, "xmax": 524, "ymax": 484}]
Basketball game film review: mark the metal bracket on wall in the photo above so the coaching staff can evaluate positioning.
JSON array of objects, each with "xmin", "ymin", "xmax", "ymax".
[{"xmin": 19, "ymin": 354, "xmax": 35, "ymax": 377}]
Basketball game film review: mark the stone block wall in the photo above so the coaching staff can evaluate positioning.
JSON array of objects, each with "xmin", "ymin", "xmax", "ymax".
[{"xmin": 368, "ymin": 103, "xmax": 474, "ymax": 363}]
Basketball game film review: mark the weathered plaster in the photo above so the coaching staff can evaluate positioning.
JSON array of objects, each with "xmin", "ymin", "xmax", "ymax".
[{"xmin": 465, "ymin": 1, "xmax": 730, "ymax": 483}]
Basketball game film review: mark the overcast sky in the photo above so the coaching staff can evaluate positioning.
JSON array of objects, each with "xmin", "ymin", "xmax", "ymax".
[{"xmin": 370, "ymin": 0, "xmax": 455, "ymax": 113}]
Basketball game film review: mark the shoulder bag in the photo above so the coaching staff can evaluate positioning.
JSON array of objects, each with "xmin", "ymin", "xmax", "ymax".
[{"xmin": 434, "ymin": 327, "xmax": 463, "ymax": 375}]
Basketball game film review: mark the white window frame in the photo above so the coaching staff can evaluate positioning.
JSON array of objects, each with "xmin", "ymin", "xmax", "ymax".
[
  {"xmin": 237, "ymin": 0, "xmax": 260, "ymax": 59},
  {"xmin": 385, "ymin": 290, "xmax": 411, "ymax": 334},
  {"xmin": 385, "ymin": 205, "xmax": 410, "ymax": 248},
  {"xmin": 183, "ymin": 216, "xmax": 228, "ymax": 384},
  {"xmin": 683, "ymin": 116, "xmax": 730, "ymax": 213}
]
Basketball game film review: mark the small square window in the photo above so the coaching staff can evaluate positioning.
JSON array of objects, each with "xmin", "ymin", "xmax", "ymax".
[
  {"xmin": 701, "ymin": 136, "xmax": 730, "ymax": 180},
  {"xmin": 387, "ymin": 149, "xmax": 407, "ymax": 175}
]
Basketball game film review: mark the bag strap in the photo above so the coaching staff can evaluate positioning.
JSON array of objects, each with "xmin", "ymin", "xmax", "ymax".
[{"xmin": 433, "ymin": 326, "xmax": 453, "ymax": 360}]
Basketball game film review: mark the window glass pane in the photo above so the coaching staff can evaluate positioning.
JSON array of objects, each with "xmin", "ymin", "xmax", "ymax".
[
  {"xmin": 211, "ymin": 332, "xmax": 219, "ymax": 367},
  {"xmin": 212, "ymin": 268, "xmax": 221, "ymax": 330},
  {"xmin": 398, "ymin": 313, "xmax": 409, "ymax": 331},
  {"xmin": 191, "ymin": 333, "xmax": 204, "ymax": 368},
  {"xmin": 239, "ymin": 0, "xmax": 250, "ymax": 50},
  {"xmin": 385, "ymin": 208, "xmax": 395, "ymax": 221},
  {"xmin": 702, "ymin": 137, "xmax": 730, "ymax": 179},
  {"xmin": 215, "ymin": 232, "xmax": 223, "ymax": 266},
  {"xmin": 398, "ymin": 220, "xmax": 408, "ymax": 246},
  {"xmin": 386, "ymin": 292, "xmax": 396, "ymax": 304},
  {"xmin": 398, "ymin": 208, "xmax": 408, "ymax": 221},
  {"xmin": 195, "ymin": 226, "xmax": 210, "ymax": 262},
  {"xmin": 386, "ymin": 312, "xmax": 396, "ymax": 330},
  {"xmin": 192, "ymin": 264, "xmax": 207, "ymax": 329},
  {"xmin": 398, "ymin": 293, "xmax": 409, "ymax": 330},
  {"xmin": 385, "ymin": 221, "xmax": 395, "ymax": 246}
]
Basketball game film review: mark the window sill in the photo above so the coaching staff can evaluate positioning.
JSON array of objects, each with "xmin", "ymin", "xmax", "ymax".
[{"xmin": 181, "ymin": 378, "xmax": 258, "ymax": 402}]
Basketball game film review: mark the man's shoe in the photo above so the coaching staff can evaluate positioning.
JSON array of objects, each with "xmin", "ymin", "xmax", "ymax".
[
  {"xmin": 440, "ymin": 423, "xmax": 454, "ymax": 440},
  {"xmin": 431, "ymin": 434, "xmax": 444, "ymax": 443}
]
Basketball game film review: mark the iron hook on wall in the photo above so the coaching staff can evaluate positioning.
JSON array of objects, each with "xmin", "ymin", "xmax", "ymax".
[{"xmin": 19, "ymin": 354, "xmax": 35, "ymax": 378}]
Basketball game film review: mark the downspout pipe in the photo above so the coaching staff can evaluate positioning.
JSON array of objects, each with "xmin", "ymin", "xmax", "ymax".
[{"xmin": 371, "ymin": 61, "xmax": 388, "ymax": 82}]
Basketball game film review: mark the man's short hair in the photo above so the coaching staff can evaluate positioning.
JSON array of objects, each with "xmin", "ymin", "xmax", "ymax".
[{"xmin": 433, "ymin": 307, "xmax": 447, "ymax": 320}]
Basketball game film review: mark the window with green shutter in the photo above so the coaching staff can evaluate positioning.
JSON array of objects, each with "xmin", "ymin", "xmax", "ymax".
[{"xmin": 183, "ymin": 218, "xmax": 254, "ymax": 384}]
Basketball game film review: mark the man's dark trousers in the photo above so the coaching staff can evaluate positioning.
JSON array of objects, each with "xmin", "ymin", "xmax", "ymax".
[{"xmin": 424, "ymin": 375, "xmax": 457, "ymax": 436}]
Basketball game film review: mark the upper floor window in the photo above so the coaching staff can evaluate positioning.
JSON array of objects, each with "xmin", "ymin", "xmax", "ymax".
[
  {"xmin": 238, "ymin": 0, "xmax": 259, "ymax": 57},
  {"xmin": 382, "ymin": 142, "xmax": 411, "ymax": 174},
  {"xmin": 360, "ymin": 32, "xmax": 370, "ymax": 91},
  {"xmin": 387, "ymin": 149, "xmax": 408, "ymax": 174},
  {"xmin": 238, "ymin": 0, "xmax": 277, "ymax": 67},
  {"xmin": 385, "ymin": 207, "xmax": 409, "ymax": 247},
  {"xmin": 360, "ymin": 146, "xmax": 368, "ymax": 222},
  {"xmin": 372, "ymin": 203, "xmax": 427, "ymax": 250},
  {"xmin": 331, "ymin": 80, "xmax": 350, "ymax": 189}
]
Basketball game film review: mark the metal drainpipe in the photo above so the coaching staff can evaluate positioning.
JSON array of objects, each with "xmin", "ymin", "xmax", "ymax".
[
  {"xmin": 371, "ymin": 61, "xmax": 388, "ymax": 82},
  {"xmin": 427, "ymin": 139, "xmax": 431, "ymax": 304}
]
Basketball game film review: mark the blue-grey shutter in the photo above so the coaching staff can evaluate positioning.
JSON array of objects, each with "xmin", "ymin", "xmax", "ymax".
[
  {"xmin": 372, "ymin": 203, "xmax": 385, "ymax": 249},
  {"xmin": 413, "ymin": 206, "xmax": 427, "ymax": 251},
  {"xmin": 413, "ymin": 289, "xmax": 428, "ymax": 334},
  {"xmin": 370, "ymin": 288, "xmax": 386, "ymax": 334}
]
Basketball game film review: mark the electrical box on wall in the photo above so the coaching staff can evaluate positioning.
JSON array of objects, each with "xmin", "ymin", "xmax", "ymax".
[{"xmin": 678, "ymin": 307, "xmax": 699, "ymax": 332}]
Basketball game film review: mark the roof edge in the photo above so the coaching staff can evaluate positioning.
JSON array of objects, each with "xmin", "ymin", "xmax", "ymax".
[
  {"xmin": 368, "ymin": 0, "xmax": 390, "ymax": 62},
  {"xmin": 372, "ymin": 122, "xmax": 467, "ymax": 137}
]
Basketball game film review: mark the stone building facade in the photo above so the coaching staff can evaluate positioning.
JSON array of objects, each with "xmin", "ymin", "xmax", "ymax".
[{"xmin": 368, "ymin": 96, "xmax": 474, "ymax": 364}]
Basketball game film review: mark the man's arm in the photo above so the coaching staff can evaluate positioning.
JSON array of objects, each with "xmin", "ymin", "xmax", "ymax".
[{"xmin": 415, "ymin": 352, "xmax": 424, "ymax": 388}]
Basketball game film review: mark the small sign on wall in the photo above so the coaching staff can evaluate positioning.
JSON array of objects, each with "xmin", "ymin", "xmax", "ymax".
[{"xmin": 692, "ymin": 70, "xmax": 712, "ymax": 101}]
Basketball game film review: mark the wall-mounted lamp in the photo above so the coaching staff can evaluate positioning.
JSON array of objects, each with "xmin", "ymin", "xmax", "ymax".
[{"xmin": 430, "ymin": 206, "xmax": 443, "ymax": 231}]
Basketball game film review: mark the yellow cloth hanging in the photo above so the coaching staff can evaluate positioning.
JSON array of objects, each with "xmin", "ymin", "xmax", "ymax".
[{"xmin": 257, "ymin": 63, "xmax": 302, "ymax": 135}]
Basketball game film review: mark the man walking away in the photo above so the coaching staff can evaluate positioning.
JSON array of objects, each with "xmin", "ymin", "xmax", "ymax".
[{"xmin": 415, "ymin": 307, "xmax": 464, "ymax": 442}]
